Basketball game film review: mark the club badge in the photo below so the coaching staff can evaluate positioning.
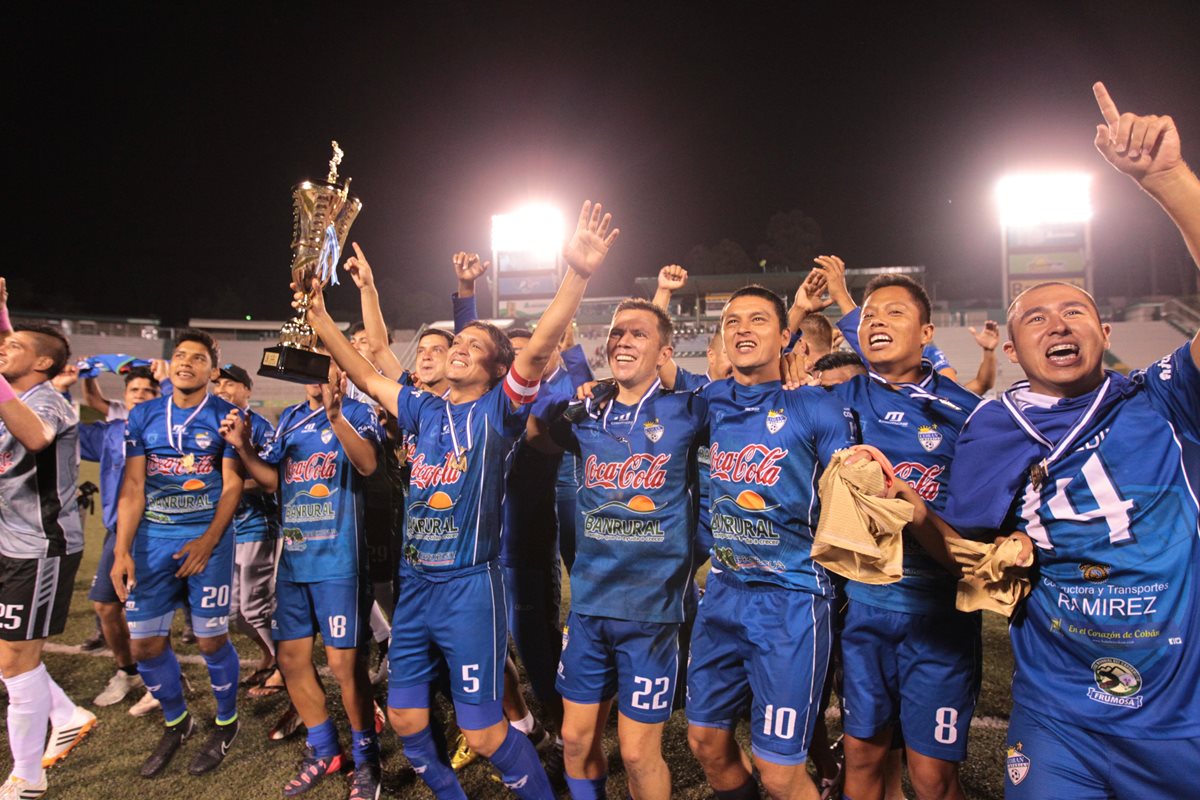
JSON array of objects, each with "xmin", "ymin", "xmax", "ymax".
[
  {"xmin": 320, "ymin": 428, "xmax": 333, "ymax": 444},
  {"xmin": 917, "ymin": 424, "xmax": 942, "ymax": 452},
  {"xmin": 643, "ymin": 419, "xmax": 664, "ymax": 443},
  {"xmin": 1006, "ymin": 742, "xmax": 1030, "ymax": 785},
  {"xmin": 1088, "ymin": 657, "xmax": 1144, "ymax": 708},
  {"xmin": 766, "ymin": 409, "xmax": 787, "ymax": 434},
  {"xmin": 194, "ymin": 431, "xmax": 212, "ymax": 450}
]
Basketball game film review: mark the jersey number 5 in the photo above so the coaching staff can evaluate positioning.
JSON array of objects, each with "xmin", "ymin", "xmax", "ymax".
[{"xmin": 1020, "ymin": 452, "xmax": 1135, "ymax": 549}]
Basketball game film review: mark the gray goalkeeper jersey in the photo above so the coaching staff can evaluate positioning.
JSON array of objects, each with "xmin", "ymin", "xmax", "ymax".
[{"xmin": 0, "ymin": 381, "xmax": 84, "ymax": 558}]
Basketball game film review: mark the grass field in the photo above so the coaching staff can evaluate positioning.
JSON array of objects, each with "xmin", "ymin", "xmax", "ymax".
[{"xmin": 0, "ymin": 462, "xmax": 1015, "ymax": 798}]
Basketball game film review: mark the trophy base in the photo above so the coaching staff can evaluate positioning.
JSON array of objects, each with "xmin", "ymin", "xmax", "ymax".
[{"xmin": 258, "ymin": 346, "xmax": 331, "ymax": 384}]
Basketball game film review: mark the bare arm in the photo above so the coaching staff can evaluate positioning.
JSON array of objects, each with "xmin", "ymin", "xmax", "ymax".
[
  {"xmin": 813, "ymin": 255, "xmax": 856, "ymax": 317},
  {"xmin": 111, "ymin": 455, "xmax": 147, "ymax": 602},
  {"xmin": 0, "ymin": 381, "xmax": 55, "ymax": 452},
  {"xmin": 344, "ymin": 243, "xmax": 405, "ymax": 381},
  {"xmin": 652, "ymin": 265, "xmax": 687, "ymax": 389},
  {"xmin": 963, "ymin": 321, "xmax": 999, "ymax": 395},
  {"xmin": 81, "ymin": 376, "xmax": 112, "ymax": 416},
  {"xmin": 324, "ymin": 375, "xmax": 378, "ymax": 476},
  {"xmin": 218, "ymin": 409, "xmax": 278, "ymax": 492},
  {"xmin": 525, "ymin": 414, "xmax": 564, "ymax": 456},
  {"xmin": 453, "ymin": 251, "xmax": 490, "ymax": 301},
  {"xmin": 787, "ymin": 268, "xmax": 833, "ymax": 334},
  {"xmin": 512, "ymin": 201, "xmax": 620, "ymax": 386},
  {"xmin": 172, "ymin": 458, "xmax": 243, "ymax": 578}
]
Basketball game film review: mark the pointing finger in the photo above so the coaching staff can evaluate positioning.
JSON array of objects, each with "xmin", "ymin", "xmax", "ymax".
[{"xmin": 1093, "ymin": 82, "xmax": 1120, "ymax": 133}]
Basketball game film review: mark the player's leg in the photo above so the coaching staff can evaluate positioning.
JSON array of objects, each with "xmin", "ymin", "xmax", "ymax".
[
  {"xmin": 231, "ymin": 539, "xmax": 276, "ymax": 675},
  {"xmin": 744, "ymin": 588, "xmax": 833, "ymax": 800},
  {"xmin": 686, "ymin": 574, "xmax": 758, "ymax": 797},
  {"xmin": 610, "ymin": 619, "xmax": 679, "ymax": 800},
  {"xmin": 89, "ymin": 530, "xmax": 142, "ymax": 706},
  {"xmin": 1003, "ymin": 704, "xmax": 1108, "ymax": 800},
  {"xmin": 388, "ymin": 575, "xmax": 465, "ymax": 799},
  {"xmin": 442, "ymin": 565, "xmax": 553, "ymax": 798},
  {"xmin": 505, "ymin": 562, "xmax": 565, "ymax": 732},
  {"xmin": 840, "ymin": 602, "xmax": 903, "ymax": 800},
  {"xmin": 556, "ymin": 611, "xmax": 617, "ymax": 794},
  {"xmin": 896, "ymin": 610, "xmax": 980, "ymax": 800},
  {"xmin": 184, "ymin": 537, "xmax": 240, "ymax": 776},
  {"xmin": 0, "ymin": 637, "xmax": 51, "ymax": 792}
]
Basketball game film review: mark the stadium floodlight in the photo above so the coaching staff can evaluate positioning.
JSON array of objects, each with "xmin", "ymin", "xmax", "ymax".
[
  {"xmin": 490, "ymin": 204, "xmax": 566, "ymax": 259},
  {"xmin": 995, "ymin": 173, "xmax": 1092, "ymax": 228}
]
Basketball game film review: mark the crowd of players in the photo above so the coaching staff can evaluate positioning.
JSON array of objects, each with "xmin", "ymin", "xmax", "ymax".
[{"xmin": 0, "ymin": 83, "xmax": 1196, "ymax": 800}]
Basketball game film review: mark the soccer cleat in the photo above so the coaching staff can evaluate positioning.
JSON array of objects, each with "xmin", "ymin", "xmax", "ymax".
[
  {"xmin": 80, "ymin": 630, "xmax": 107, "ymax": 652},
  {"xmin": 526, "ymin": 720, "xmax": 553, "ymax": 752},
  {"xmin": 42, "ymin": 705, "xmax": 99, "ymax": 768},
  {"xmin": 94, "ymin": 670, "xmax": 144, "ymax": 707},
  {"xmin": 0, "ymin": 774, "xmax": 48, "ymax": 799},
  {"xmin": 140, "ymin": 714, "xmax": 196, "ymax": 778},
  {"xmin": 180, "ymin": 624, "xmax": 197, "ymax": 645},
  {"xmin": 373, "ymin": 702, "xmax": 386, "ymax": 735},
  {"xmin": 187, "ymin": 718, "xmax": 239, "ymax": 775},
  {"xmin": 347, "ymin": 761, "xmax": 382, "ymax": 800},
  {"xmin": 128, "ymin": 691, "xmax": 161, "ymax": 717},
  {"xmin": 269, "ymin": 705, "xmax": 303, "ymax": 741},
  {"xmin": 369, "ymin": 641, "xmax": 389, "ymax": 686},
  {"xmin": 281, "ymin": 747, "xmax": 347, "ymax": 797},
  {"xmin": 449, "ymin": 730, "xmax": 477, "ymax": 771}
]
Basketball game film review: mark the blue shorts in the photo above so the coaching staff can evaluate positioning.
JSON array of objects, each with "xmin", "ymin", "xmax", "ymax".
[
  {"xmin": 273, "ymin": 575, "xmax": 370, "ymax": 649},
  {"xmin": 88, "ymin": 530, "xmax": 120, "ymax": 604},
  {"xmin": 387, "ymin": 561, "xmax": 507, "ymax": 725},
  {"xmin": 1005, "ymin": 703, "xmax": 1200, "ymax": 799},
  {"xmin": 125, "ymin": 532, "xmax": 234, "ymax": 639},
  {"xmin": 687, "ymin": 571, "xmax": 833, "ymax": 766},
  {"xmin": 840, "ymin": 601, "xmax": 981, "ymax": 761},
  {"xmin": 556, "ymin": 611, "xmax": 680, "ymax": 724}
]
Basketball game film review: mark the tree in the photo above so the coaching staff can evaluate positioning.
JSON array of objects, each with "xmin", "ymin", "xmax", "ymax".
[
  {"xmin": 756, "ymin": 208, "xmax": 823, "ymax": 272},
  {"xmin": 686, "ymin": 238, "xmax": 756, "ymax": 275}
]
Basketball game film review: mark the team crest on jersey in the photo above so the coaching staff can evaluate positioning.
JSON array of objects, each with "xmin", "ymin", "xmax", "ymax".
[
  {"xmin": 765, "ymin": 409, "xmax": 787, "ymax": 434},
  {"xmin": 1079, "ymin": 563, "xmax": 1110, "ymax": 583},
  {"xmin": 1088, "ymin": 657, "xmax": 1143, "ymax": 708},
  {"xmin": 643, "ymin": 419, "xmax": 664, "ymax": 443},
  {"xmin": 194, "ymin": 431, "xmax": 212, "ymax": 449},
  {"xmin": 916, "ymin": 424, "xmax": 942, "ymax": 452},
  {"xmin": 320, "ymin": 428, "xmax": 333, "ymax": 444},
  {"xmin": 1005, "ymin": 742, "xmax": 1030, "ymax": 785}
]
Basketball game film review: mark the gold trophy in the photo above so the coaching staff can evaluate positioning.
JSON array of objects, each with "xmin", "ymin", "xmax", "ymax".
[{"xmin": 259, "ymin": 141, "xmax": 363, "ymax": 383}]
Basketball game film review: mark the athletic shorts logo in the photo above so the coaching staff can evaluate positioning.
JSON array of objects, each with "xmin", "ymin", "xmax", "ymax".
[
  {"xmin": 1079, "ymin": 563, "xmax": 1110, "ymax": 583},
  {"xmin": 916, "ymin": 424, "xmax": 942, "ymax": 452},
  {"xmin": 643, "ymin": 419, "xmax": 664, "ymax": 443},
  {"xmin": 1006, "ymin": 742, "xmax": 1030, "ymax": 785},
  {"xmin": 1088, "ymin": 657, "xmax": 1144, "ymax": 708},
  {"xmin": 765, "ymin": 409, "xmax": 787, "ymax": 434}
]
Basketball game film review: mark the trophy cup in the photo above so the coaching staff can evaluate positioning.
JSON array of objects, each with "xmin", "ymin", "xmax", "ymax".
[{"xmin": 259, "ymin": 141, "xmax": 363, "ymax": 383}]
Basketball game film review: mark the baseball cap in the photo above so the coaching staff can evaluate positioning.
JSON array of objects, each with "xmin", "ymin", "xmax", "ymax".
[{"xmin": 217, "ymin": 363, "xmax": 252, "ymax": 389}]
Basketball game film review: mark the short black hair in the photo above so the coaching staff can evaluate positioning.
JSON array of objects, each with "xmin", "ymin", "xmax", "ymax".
[
  {"xmin": 174, "ymin": 329, "xmax": 220, "ymax": 366},
  {"xmin": 863, "ymin": 275, "xmax": 932, "ymax": 325},
  {"xmin": 506, "ymin": 328, "xmax": 534, "ymax": 341},
  {"xmin": 124, "ymin": 365, "xmax": 161, "ymax": 390},
  {"xmin": 14, "ymin": 324, "xmax": 70, "ymax": 378},
  {"xmin": 348, "ymin": 320, "xmax": 393, "ymax": 344},
  {"xmin": 463, "ymin": 321, "xmax": 516, "ymax": 375},
  {"xmin": 725, "ymin": 285, "xmax": 788, "ymax": 331},
  {"xmin": 800, "ymin": 314, "xmax": 834, "ymax": 355},
  {"xmin": 612, "ymin": 298, "xmax": 674, "ymax": 347},
  {"xmin": 813, "ymin": 351, "xmax": 865, "ymax": 373},
  {"xmin": 418, "ymin": 328, "xmax": 455, "ymax": 349}
]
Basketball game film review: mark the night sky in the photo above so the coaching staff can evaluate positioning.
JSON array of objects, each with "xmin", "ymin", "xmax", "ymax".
[{"xmin": 10, "ymin": 2, "xmax": 1200, "ymax": 327}]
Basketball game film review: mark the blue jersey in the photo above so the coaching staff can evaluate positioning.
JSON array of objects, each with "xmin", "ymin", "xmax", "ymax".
[
  {"xmin": 832, "ymin": 369, "xmax": 980, "ymax": 613},
  {"xmin": 952, "ymin": 343, "xmax": 1200, "ymax": 738},
  {"xmin": 393, "ymin": 372, "xmax": 534, "ymax": 576},
  {"xmin": 702, "ymin": 379, "xmax": 855, "ymax": 593},
  {"xmin": 125, "ymin": 394, "xmax": 239, "ymax": 539},
  {"xmin": 837, "ymin": 308, "xmax": 952, "ymax": 373},
  {"xmin": 79, "ymin": 419, "xmax": 125, "ymax": 532},
  {"xmin": 260, "ymin": 399, "xmax": 381, "ymax": 583},
  {"xmin": 676, "ymin": 368, "xmax": 717, "ymax": 554},
  {"xmin": 541, "ymin": 381, "xmax": 707, "ymax": 623},
  {"xmin": 232, "ymin": 409, "xmax": 279, "ymax": 543}
]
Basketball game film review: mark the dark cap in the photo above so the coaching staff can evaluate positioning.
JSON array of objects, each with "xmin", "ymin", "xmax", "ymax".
[{"xmin": 217, "ymin": 363, "xmax": 252, "ymax": 389}]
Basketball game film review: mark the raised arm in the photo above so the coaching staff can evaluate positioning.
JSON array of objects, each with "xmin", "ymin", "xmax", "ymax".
[
  {"xmin": 813, "ymin": 255, "xmax": 857, "ymax": 317},
  {"xmin": 512, "ymin": 201, "xmax": 619, "ymax": 385},
  {"xmin": 0, "ymin": 382, "xmax": 55, "ymax": 452},
  {"xmin": 324, "ymin": 374, "xmax": 378, "ymax": 477},
  {"xmin": 652, "ymin": 265, "xmax": 688, "ymax": 389},
  {"xmin": 344, "ymin": 242, "xmax": 405, "ymax": 381},
  {"xmin": 219, "ymin": 409, "xmax": 279, "ymax": 492},
  {"xmin": 962, "ymin": 320, "xmax": 1000, "ymax": 395},
  {"xmin": 787, "ymin": 268, "xmax": 834, "ymax": 334},
  {"xmin": 451, "ymin": 251, "xmax": 489, "ymax": 332},
  {"xmin": 1093, "ymin": 82, "xmax": 1200, "ymax": 366},
  {"xmin": 300, "ymin": 281, "xmax": 402, "ymax": 418}
]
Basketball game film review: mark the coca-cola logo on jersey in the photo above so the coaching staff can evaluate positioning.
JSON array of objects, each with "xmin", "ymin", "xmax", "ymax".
[
  {"xmin": 708, "ymin": 443, "xmax": 787, "ymax": 486},
  {"xmin": 284, "ymin": 452, "xmax": 338, "ymax": 484},
  {"xmin": 893, "ymin": 461, "xmax": 944, "ymax": 501},
  {"xmin": 147, "ymin": 454, "xmax": 216, "ymax": 476},
  {"xmin": 583, "ymin": 453, "xmax": 670, "ymax": 491},
  {"xmin": 409, "ymin": 453, "xmax": 463, "ymax": 489}
]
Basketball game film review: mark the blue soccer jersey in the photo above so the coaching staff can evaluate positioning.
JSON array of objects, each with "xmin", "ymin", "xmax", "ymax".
[
  {"xmin": 539, "ymin": 381, "xmax": 707, "ymax": 623},
  {"xmin": 676, "ymin": 368, "xmax": 717, "ymax": 556},
  {"xmin": 954, "ymin": 343, "xmax": 1200, "ymax": 738},
  {"xmin": 702, "ymin": 379, "xmax": 855, "ymax": 593},
  {"xmin": 124, "ymin": 393, "xmax": 239, "ymax": 538},
  {"xmin": 232, "ymin": 409, "xmax": 279, "ymax": 543},
  {"xmin": 259, "ymin": 398, "xmax": 381, "ymax": 583},
  {"xmin": 393, "ymin": 370, "xmax": 535, "ymax": 575},
  {"xmin": 79, "ymin": 419, "xmax": 126, "ymax": 533},
  {"xmin": 832, "ymin": 369, "xmax": 981, "ymax": 613}
]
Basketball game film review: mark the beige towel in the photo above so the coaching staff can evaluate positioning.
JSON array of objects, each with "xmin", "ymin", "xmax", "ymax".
[
  {"xmin": 945, "ymin": 537, "xmax": 1034, "ymax": 616},
  {"xmin": 813, "ymin": 451, "xmax": 914, "ymax": 584}
]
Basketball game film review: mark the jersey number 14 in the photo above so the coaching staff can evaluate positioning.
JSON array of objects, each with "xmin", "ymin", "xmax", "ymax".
[{"xmin": 1019, "ymin": 452, "xmax": 1135, "ymax": 549}]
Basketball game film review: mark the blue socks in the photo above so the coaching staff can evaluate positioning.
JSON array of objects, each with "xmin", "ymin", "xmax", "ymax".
[
  {"xmin": 565, "ymin": 775, "xmax": 607, "ymax": 799},
  {"xmin": 351, "ymin": 726, "xmax": 380, "ymax": 766},
  {"xmin": 137, "ymin": 648, "xmax": 187, "ymax": 725},
  {"xmin": 201, "ymin": 640, "xmax": 241, "ymax": 724},
  {"xmin": 400, "ymin": 726, "xmax": 466, "ymax": 799},
  {"xmin": 489, "ymin": 724, "xmax": 554, "ymax": 799},
  {"xmin": 306, "ymin": 718, "xmax": 341, "ymax": 758}
]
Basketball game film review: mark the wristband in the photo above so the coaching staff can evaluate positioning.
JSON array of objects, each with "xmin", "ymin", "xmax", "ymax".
[
  {"xmin": 0, "ymin": 308, "xmax": 10, "ymax": 333},
  {"xmin": 0, "ymin": 375, "xmax": 15, "ymax": 403}
]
